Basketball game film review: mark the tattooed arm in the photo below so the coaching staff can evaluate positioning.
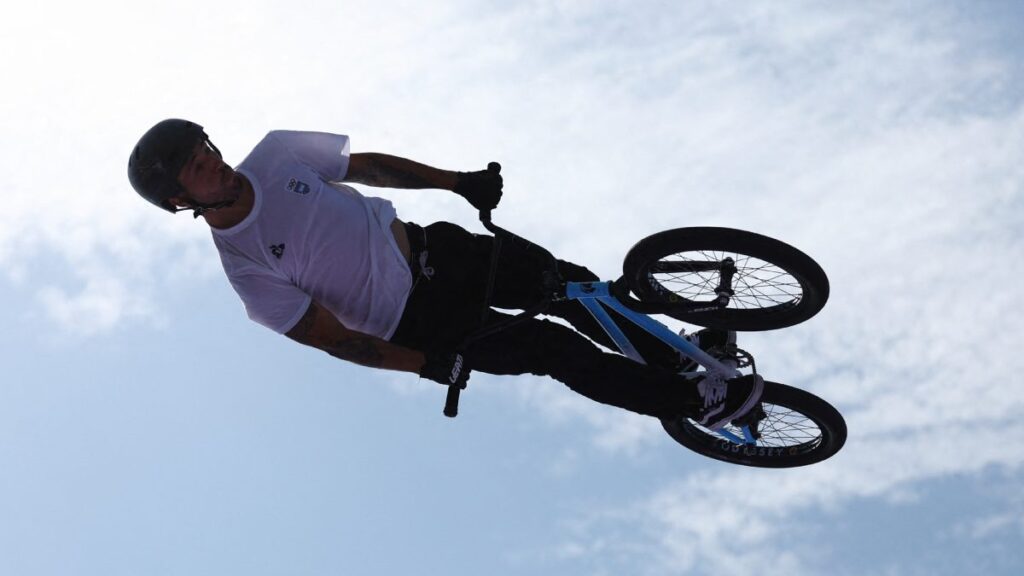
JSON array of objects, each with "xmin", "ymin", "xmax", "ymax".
[
  {"xmin": 343, "ymin": 153, "xmax": 459, "ymax": 190},
  {"xmin": 286, "ymin": 299, "xmax": 426, "ymax": 374}
]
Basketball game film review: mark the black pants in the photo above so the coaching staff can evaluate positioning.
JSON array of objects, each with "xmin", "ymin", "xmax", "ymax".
[{"xmin": 389, "ymin": 221, "xmax": 698, "ymax": 419}]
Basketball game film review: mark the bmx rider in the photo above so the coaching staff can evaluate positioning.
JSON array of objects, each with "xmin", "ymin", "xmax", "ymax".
[{"xmin": 127, "ymin": 119, "xmax": 763, "ymax": 430}]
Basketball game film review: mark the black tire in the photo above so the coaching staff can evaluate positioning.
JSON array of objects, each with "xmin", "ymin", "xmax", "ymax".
[
  {"xmin": 661, "ymin": 381, "xmax": 846, "ymax": 468},
  {"xmin": 622, "ymin": 227, "xmax": 829, "ymax": 331}
]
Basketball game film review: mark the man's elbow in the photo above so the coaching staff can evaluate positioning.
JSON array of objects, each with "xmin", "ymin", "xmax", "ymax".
[{"xmin": 285, "ymin": 300, "xmax": 323, "ymax": 345}]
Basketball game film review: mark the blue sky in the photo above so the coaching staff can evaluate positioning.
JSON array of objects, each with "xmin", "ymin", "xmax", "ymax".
[{"xmin": 2, "ymin": 1, "xmax": 1023, "ymax": 574}]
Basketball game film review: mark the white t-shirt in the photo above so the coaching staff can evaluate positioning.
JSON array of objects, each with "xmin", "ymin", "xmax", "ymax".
[{"xmin": 212, "ymin": 130, "xmax": 413, "ymax": 339}]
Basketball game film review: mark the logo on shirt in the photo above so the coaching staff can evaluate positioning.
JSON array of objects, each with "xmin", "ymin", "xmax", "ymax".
[
  {"xmin": 270, "ymin": 244, "xmax": 286, "ymax": 259},
  {"xmin": 287, "ymin": 178, "xmax": 311, "ymax": 195}
]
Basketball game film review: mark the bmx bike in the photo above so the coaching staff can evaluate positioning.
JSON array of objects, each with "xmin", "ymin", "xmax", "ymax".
[{"xmin": 445, "ymin": 203, "xmax": 846, "ymax": 469}]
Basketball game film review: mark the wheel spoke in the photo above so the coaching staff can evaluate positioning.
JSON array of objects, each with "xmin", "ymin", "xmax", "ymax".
[
  {"xmin": 652, "ymin": 249, "xmax": 803, "ymax": 311},
  {"xmin": 694, "ymin": 401, "xmax": 822, "ymax": 449}
]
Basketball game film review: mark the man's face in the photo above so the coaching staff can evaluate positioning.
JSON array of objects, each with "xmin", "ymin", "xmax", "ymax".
[{"xmin": 174, "ymin": 140, "xmax": 243, "ymax": 208}]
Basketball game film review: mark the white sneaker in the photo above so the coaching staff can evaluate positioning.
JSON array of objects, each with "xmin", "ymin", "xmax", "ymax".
[{"xmin": 695, "ymin": 374, "xmax": 764, "ymax": 431}]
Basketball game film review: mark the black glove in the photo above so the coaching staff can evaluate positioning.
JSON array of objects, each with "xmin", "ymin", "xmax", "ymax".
[
  {"xmin": 420, "ymin": 351, "xmax": 470, "ymax": 389},
  {"xmin": 453, "ymin": 162, "xmax": 503, "ymax": 211}
]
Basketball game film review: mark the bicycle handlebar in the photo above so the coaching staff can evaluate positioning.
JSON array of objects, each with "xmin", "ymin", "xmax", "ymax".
[
  {"xmin": 444, "ymin": 162, "xmax": 565, "ymax": 417},
  {"xmin": 444, "ymin": 206, "xmax": 510, "ymax": 418},
  {"xmin": 444, "ymin": 197, "xmax": 560, "ymax": 417}
]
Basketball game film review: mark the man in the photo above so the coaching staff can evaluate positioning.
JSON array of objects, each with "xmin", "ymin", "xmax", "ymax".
[{"xmin": 127, "ymin": 119, "xmax": 762, "ymax": 430}]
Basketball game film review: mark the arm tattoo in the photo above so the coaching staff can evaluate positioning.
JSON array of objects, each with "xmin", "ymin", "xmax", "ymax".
[
  {"xmin": 286, "ymin": 301, "xmax": 390, "ymax": 369},
  {"xmin": 324, "ymin": 337, "xmax": 385, "ymax": 368},
  {"xmin": 353, "ymin": 155, "xmax": 437, "ymax": 189}
]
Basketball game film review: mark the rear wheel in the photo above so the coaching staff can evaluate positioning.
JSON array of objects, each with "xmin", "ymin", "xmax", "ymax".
[
  {"xmin": 662, "ymin": 381, "xmax": 846, "ymax": 468},
  {"xmin": 622, "ymin": 227, "xmax": 829, "ymax": 331}
]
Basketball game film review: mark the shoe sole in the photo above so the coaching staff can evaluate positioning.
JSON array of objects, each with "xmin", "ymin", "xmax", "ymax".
[{"xmin": 704, "ymin": 375, "xmax": 764, "ymax": 432}]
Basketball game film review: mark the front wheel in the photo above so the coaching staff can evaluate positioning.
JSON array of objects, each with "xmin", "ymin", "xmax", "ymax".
[
  {"xmin": 662, "ymin": 381, "xmax": 846, "ymax": 468},
  {"xmin": 622, "ymin": 227, "xmax": 830, "ymax": 331}
]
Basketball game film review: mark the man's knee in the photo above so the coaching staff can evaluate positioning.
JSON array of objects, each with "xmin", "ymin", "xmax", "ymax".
[
  {"xmin": 469, "ymin": 318, "xmax": 602, "ymax": 376},
  {"xmin": 557, "ymin": 260, "xmax": 599, "ymax": 282},
  {"xmin": 526, "ymin": 318, "xmax": 604, "ymax": 375}
]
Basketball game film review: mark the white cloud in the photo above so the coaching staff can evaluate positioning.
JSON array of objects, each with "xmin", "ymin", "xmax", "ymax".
[
  {"xmin": 956, "ymin": 512, "xmax": 1024, "ymax": 541},
  {"xmin": 38, "ymin": 274, "xmax": 156, "ymax": 337},
  {"xmin": 556, "ymin": 418, "xmax": 1024, "ymax": 575},
  {"xmin": 494, "ymin": 374, "xmax": 663, "ymax": 456}
]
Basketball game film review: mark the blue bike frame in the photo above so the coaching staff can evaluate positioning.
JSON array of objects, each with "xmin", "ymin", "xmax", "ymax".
[
  {"xmin": 566, "ymin": 281, "xmax": 755, "ymax": 445},
  {"xmin": 566, "ymin": 281, "xmax": 737, "ymax": 376}
]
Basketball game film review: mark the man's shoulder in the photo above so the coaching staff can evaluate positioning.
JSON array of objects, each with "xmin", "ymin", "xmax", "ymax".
[
  {"xmin": 241, "ymin": 131, "xmax": 286, "ymax": 163},
  {"xmin": 238, "ymin": 133, "xmax": 305, "ymax": 185}
]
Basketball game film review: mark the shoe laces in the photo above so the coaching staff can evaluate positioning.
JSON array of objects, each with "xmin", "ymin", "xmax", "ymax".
[{"xmin": 698, "ymin": 377, "xmax": 727, "ymax": 408}]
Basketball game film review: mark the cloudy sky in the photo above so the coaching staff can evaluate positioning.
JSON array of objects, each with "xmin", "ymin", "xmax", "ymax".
[{"xmin": 2, "ymin": 0, "xmax": 1023, "ymax": 574}]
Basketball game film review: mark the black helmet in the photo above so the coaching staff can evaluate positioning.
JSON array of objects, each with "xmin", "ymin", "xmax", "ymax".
[{"xmin": 127, "ymin": 119, "xmax": 220, "ymax": 213}]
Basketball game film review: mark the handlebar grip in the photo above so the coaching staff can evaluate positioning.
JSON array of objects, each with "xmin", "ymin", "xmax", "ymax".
[
  {"xmin": 477, "ymin": 162, "xmax": 501, "ymax": 225},
  {"xmin": 443, "ymin": 385, "xmax": 462, "ymax": 418}
]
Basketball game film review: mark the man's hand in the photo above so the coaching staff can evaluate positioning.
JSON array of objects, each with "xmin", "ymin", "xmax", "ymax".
[
  {"xmin": 420, "ymin": 351, "xmax": 470, "ymax": 389},
  {"xmin": 453, "ymin": 162, "xmax": 503, "ymax": 211}
]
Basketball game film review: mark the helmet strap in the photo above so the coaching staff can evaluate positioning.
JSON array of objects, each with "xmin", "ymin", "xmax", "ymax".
[
  {"xmin": 169, "ymin": 199, "xmax": 236, "ymax": 218},
  {"xmin": 190, "ymin": 200, "xmax": 236, "ymax": 219}
]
